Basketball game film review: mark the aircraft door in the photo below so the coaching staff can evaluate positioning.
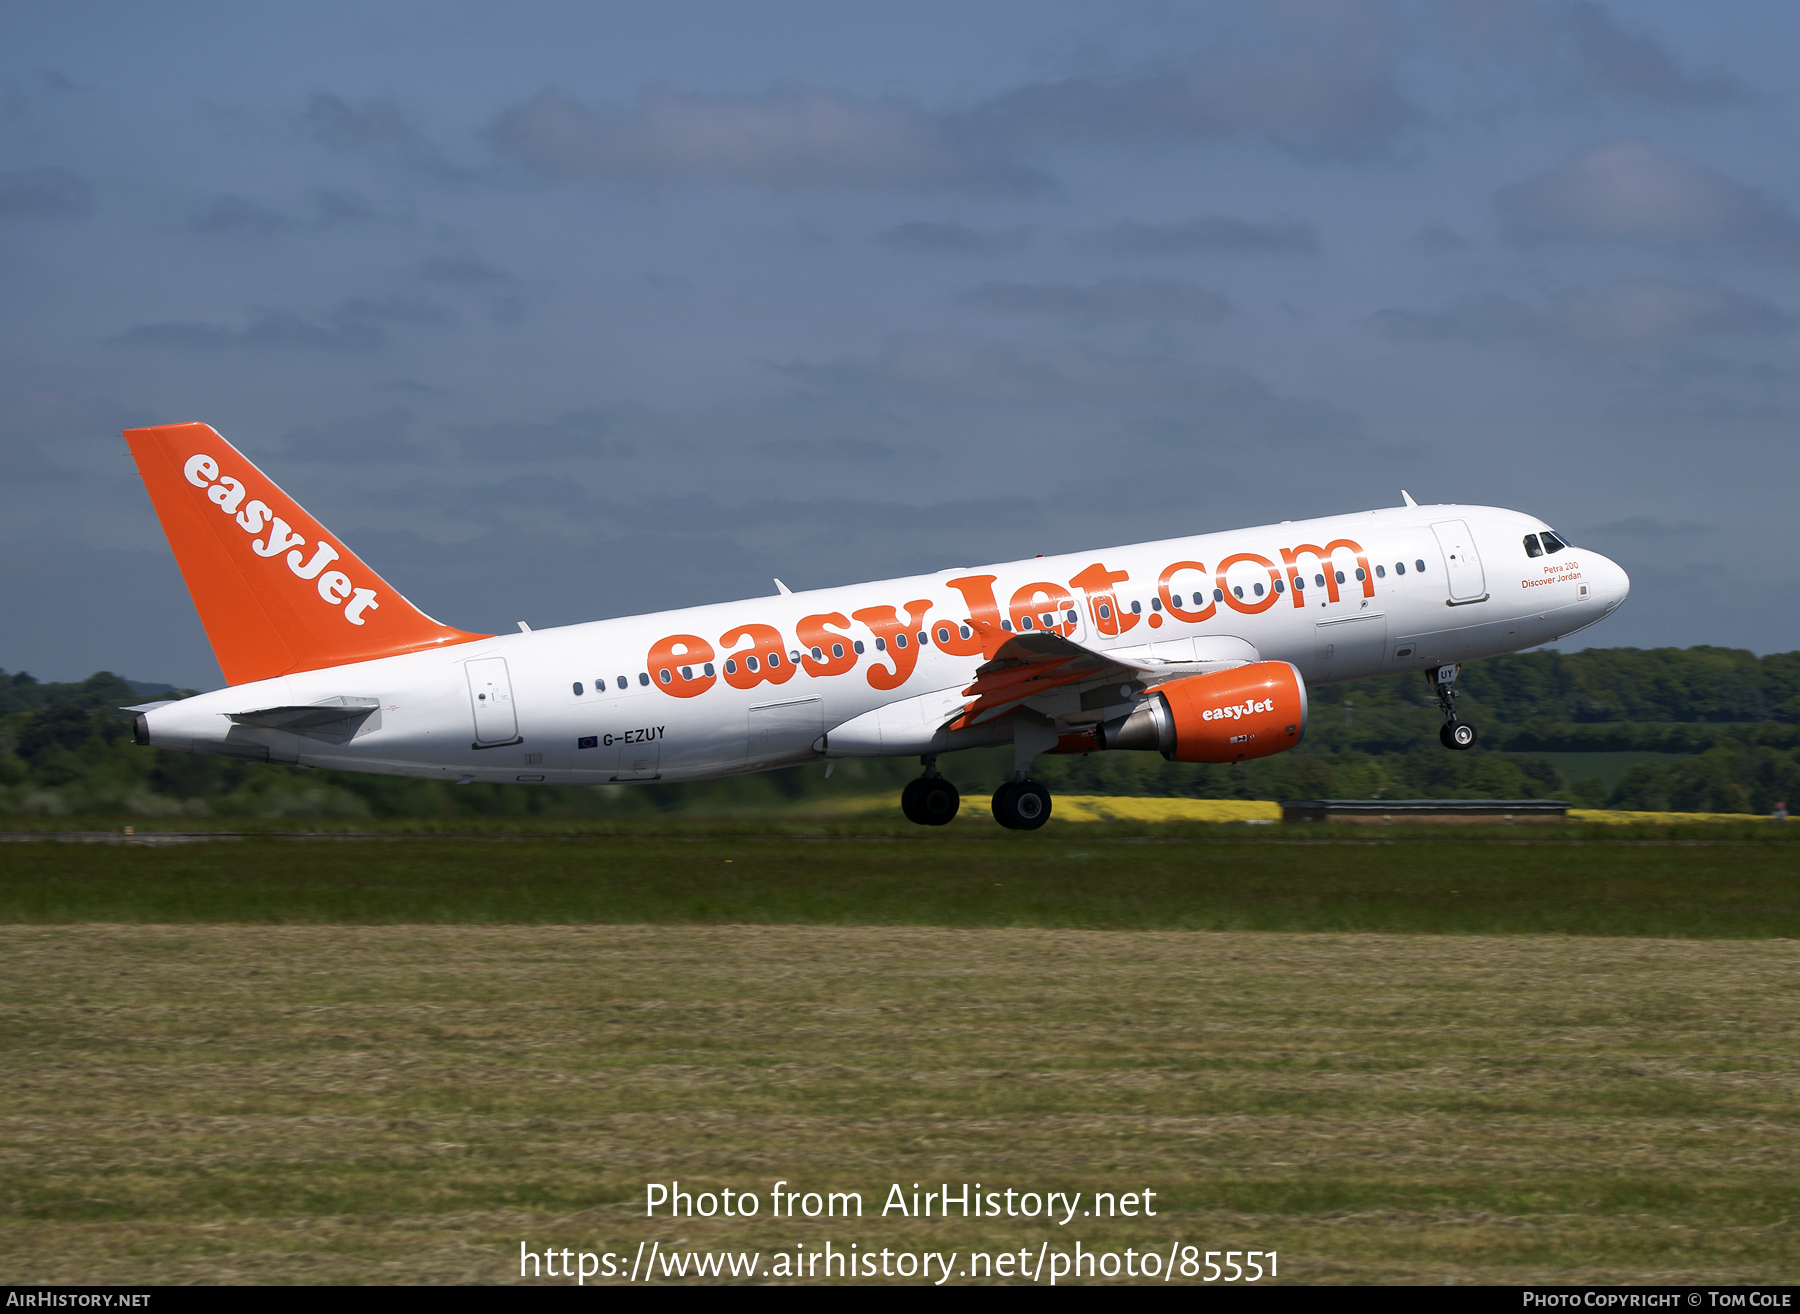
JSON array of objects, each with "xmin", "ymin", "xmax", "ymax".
[
  {"xmin": 465, "ymin": 657, "xmax": 519, "ymax": 744},
  {"xmin": 1431, "ymin": 520, "xmax": 1487, "ymax": 601}
]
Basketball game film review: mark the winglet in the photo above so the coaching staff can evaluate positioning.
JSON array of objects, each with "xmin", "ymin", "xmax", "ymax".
[
  {"xmin": 1402, "ymin": 489, "xmax": 1419, "ymax": 508},
  {"xmin": 125, "ymin": 422, "xmax": 489, "ymax": 685},
  {"xmin": 774, "ymin": 578, "xmax": 793, "ymax": 596}
]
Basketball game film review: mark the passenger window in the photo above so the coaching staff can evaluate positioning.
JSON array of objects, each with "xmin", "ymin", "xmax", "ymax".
[
  {"xmin": 1355, "ymin": 568, "xmax": 1366, "ymax": 581},
  {"xmin": 1253, "ymin": 583, "xmax": 1264, "ymax": 596},
  {"xmin": 894, "ymin": 633, "xmax": 907, "ymax": 649},
  {"xmin": 1170, "ymin": 593, "xmax": 1183, "ymax": 607},
  {"xmin": 1375, "ymin": 565, "xmax": 1386, "ymax": 578},
  {"xmin": 680, "ymin": 666, "xmax": 692, "ymax": 680},
  {"xmin": 1395, "ymin": 562, "xmax": 1405, "ymax": 575},
  {"xmin": 1273, "ymin": 578, "xmax": 1284, "ymax": 593},
  {"xmin": 1335, "ymin": 570, "xmax": 1345, "ymax": 585},
  {"xmin": 658, "ymin": 669, "xmax": 671, "ymax": 684},
  {"xmin": 875, "ymin": 637, "xmax": 887, "ymax": 650},
  {"xmin": 725, "ymin": 659, "xmax": 738, "ymax": 674},
  {"xmin": 1540, "ymin": 531, "xmax": 1565, "ymax": 553},
  {"xmin": 1129, "ymin": 600, "xmax": 1142, "ymax": 614},
  {"xmin": 704, "ymin": 663, "xmax": 715, "ymax": 677},
  {"xmin": 831, "ymin": 644, "xmax": 844, "ymax": 659},
  {"xmin": 1415, "ymin": 559, "xmax": 1427, "ymax": 572},
  {"xmin": 572, "ymin": 681, "xmax": 583, "ymax": 696},
  {"xmin": 746, "ymin": 656, "xmax": 760, "ymax": 671},
  {"xmin": 768, "ymin": 652, "xmax": 781, "ymax": 666},
  {"xmin": 1314, "ymin": 574, "xmax": 1325, "ymax": 587},
  {"xmin": 854, "ymin": 640, "xmax": 866, "ymax": 654},
  {"xmin": 1233, "ymin": 586, "xmax": 1244, "ymax": 599},
  {"xmin": 1213, "ymin": 589, "xmax": 1224, "ymax": 602},
  {"xmin": 917, "ymin": 631, "xmax": 928, "ymax": 646},
  {"xmin": 616, "ymin": 675, "xmax": 629, "ymax": 690},
  {"xmin": 961, "ymin": 625, "xmax": 974, "ymax": 639},
  {"xmin": 1150, "ymin": 597, "xmax": 1162, "ymax": 611},
  {"xmin": 811, "ymin": 647, "xmax": 823, "ymax": 661},
  {"xmin": 1064, "ymin": 610, "xmax": 1076, "ymax": 623},
  {"xmin": 1040, "ymin": 613, "xmax": 1054, "ymax": 627},
  {"xmin": 1524, "ymin": 534, "xmax": 1543, "ymax": 558},
  {"xmin": 638, "ymin": 672, "xmax": 649, "ymax": 686},
  {"xmin": 936, "ymin": 627, "xmax": 950, "ymax": 643},
  {"xmin": 1097, "ymin": 603, "xmax": 1112, "ymax": 619},
  {"xmin": 1019, "ymin": 615, "xmax": 1034, "ymax": 630}
]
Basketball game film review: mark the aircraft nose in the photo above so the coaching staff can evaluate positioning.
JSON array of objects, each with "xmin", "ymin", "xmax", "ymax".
[{"xmin": 1592, "ymin": 552, "xmax": 1630, "ymax": 614}]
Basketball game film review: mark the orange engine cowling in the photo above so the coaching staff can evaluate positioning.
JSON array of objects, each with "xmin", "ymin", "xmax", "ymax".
[{"xmin": 1098, "ymin": 661, "xmax": 1308, "ymax": 763}]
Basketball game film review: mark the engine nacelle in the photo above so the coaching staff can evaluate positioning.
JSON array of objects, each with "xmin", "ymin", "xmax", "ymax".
[{"xmin": 1098, "ymin": 661, "xmax": 1308, "ymax": 763}]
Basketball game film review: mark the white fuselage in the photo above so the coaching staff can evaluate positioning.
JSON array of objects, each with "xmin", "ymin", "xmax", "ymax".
[{"xmin": 139, "ymin": 503, "xmax": 1629, "ymax": 784}]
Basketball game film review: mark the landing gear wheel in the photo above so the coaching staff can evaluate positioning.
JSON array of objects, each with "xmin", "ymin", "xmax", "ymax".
[
  {"xmin": 902, "ymin": 776, "xmax": 960, "ymax": 825},
  {"xmin": 1440, "ymin": 721, "xmax": 1477, "ymax": 750},
  {"xmin": 992, "ymin": 779, "xmax": 1052, "ymax": 831},
  {"xmin": 917, "ymin": 777, "xmax": 960, "ymax": 826}
]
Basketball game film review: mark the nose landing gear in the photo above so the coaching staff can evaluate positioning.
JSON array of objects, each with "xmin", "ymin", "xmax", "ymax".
[
  {"xmin": 901, "ymin": 756, "xmax": 961, "ymax": 826},
  {"xmin": 1430, "ymin": 664, "xmax": 1477, "ymax": 750},
  {"xmin": 992, "ymin": 777, "xmax": 1052, "ymax": 830}
]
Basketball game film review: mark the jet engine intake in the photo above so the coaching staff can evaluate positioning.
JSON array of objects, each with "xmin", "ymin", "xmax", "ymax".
[{"xmin": 1098, "ymin": 660, "xmax": 1308, "ymax": 763}]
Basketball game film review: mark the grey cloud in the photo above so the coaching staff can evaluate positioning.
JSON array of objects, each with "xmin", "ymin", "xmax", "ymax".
[
  {"xmin": 190, "ymin": 195, "xmax": 289, "ymax": 236},
  {"xmin": 302, "ymin": 93, "xmax": 475, "ymax": 182},
  {"xmin": 117, "ymin": 295, "xmax": 453, "ymax": 353},
  {"xmin": 1413, "ymin": 224, "xmax": 1471, "ymax": 254},
  {"xmin": 489, "ymin": 89, "xmax": 1042, "ymax": 192},
  {"xmin": 452, "ymin": 408, "xmax": 636, "ymax": 461},
  {"xmin": 1559, "ymin": 1, "xmax": 1742, "ymax": 105},
  {"xmin": 961, "ymin": 277, "xmax": 1232, "ymax": 323},
  {"xmin": 418, "ymin": 253, "xmax": 517, "ymax": 285},
  {"xmin": 1370, "ymin": 279, "xmax": 1789, "ymax": 350},
  {"xmin": 1590, "ymin": 516, "xmax": 1711, "ymax": 536},
  {"xmin": 488, "ymin": 20, "xmax": 1417, "ymax": 195},
  {"xmin": 959, "ymin": 19, "xmax": 1417, "ymax": 162},
  {"xmin": 189, "ymin": 188, "xmax": 377, "ymax": 236},
  {"xmin": 280, "ymin": 407, "xmax": 423, "ymax": 462},
  {"xmin": 1496, "ymin": 140, "xmax": 1800, "ymax": 259},
  {"xmin": 1085, "ymin": 216, "xmax": 1318, "ymax": 257},
  {"xmin": 876, "ymin": 221, "xmax": 1030, "ymax": 256},
  {"xmin": 1442, "ymin": 1, "xmax": 1744, "ymax": 107},
  {"xmin": 752, "ymin": 438, "xmax": 909, "ymax": 464},
  {"xmin": 0, "ymin": 167, "xmax": 93, "ymax": 220}
]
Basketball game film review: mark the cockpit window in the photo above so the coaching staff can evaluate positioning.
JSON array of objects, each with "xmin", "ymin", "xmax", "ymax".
[
  {"xmin": 1523, "ymin": 533, "xmax": 1543, "ymax": 558},
  {"xmin": 1540, "ymin": 531, "xmax": 1566, "ymax": 554}
]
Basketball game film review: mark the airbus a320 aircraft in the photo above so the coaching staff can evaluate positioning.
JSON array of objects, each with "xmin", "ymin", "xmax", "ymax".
[{"xmin": 124, "ymin": 423, "xmax": 1629, "ymax": 830}]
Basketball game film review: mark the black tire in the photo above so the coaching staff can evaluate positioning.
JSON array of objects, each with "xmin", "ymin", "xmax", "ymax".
[
  {"xmin": 918, "ymin": 778, "xmax": 960, "ymax": 826},
  {"xmin": 901, "ymin": 778, "xmax": 928, "ymax": 825},
  {"xmin": 1450, "ymin": 721, "xmax": 1477, "ymax": 750},
  {"xmin": 992, "ymin": 779, "xmax": 1052, "ymax": 831},
  {"xmin": 1439, "ymin": 723, "xmax": 1455, "ymax": 749}
]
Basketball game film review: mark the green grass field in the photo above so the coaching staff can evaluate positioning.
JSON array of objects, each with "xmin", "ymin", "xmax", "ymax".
[
  {"xmin": 2, "ymin": 827, "xmax": 1797, "ymax": 936},
  {"xmin": 2, "ymin": 825, "xmax": 1798, "ymax": 1284}
]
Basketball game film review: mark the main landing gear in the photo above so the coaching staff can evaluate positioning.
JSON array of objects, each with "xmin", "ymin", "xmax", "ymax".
[
  {"xmin": 1431, "ymin": 663, "xmax": 1477, "ymax": 751},
  {"xmin": 901, "ymin": 757, "xmax": 961, "ymax": 826},
  {"xmin": 991, "ymin": 778, "xmax": 1052, "ymax": 831}
]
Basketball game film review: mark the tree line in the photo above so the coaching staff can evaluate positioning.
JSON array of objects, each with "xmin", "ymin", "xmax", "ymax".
[{"xmin": 2, "ymin": 647, "xmax": 1796, "ymax": 819}]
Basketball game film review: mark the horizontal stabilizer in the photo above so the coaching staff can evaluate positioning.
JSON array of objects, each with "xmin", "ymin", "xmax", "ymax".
[{"xmin": 227, "ymin": 697, "xmax": 381, "ymax": 731}]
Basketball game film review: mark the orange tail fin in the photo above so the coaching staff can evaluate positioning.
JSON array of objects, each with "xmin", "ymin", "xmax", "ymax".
[{"xmin": 126, "ymin": 422, "xmax": 488, "ymax": 685}]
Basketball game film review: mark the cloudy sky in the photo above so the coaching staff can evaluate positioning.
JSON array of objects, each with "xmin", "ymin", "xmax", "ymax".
[{"xmin": 4, "ymin": 1, "xmax": 1796, "ymax": 688}]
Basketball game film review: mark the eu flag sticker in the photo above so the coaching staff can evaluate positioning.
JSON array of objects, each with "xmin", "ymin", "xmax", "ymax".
[{"xmin": 577, "ymin": 736, "xmax": 598, "ymax": 750}]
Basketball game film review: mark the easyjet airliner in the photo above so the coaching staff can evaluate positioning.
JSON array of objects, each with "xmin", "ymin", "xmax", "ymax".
[{"xmin": 123, "ymin": 423, "xmax": 1628, "ymax": 829}]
